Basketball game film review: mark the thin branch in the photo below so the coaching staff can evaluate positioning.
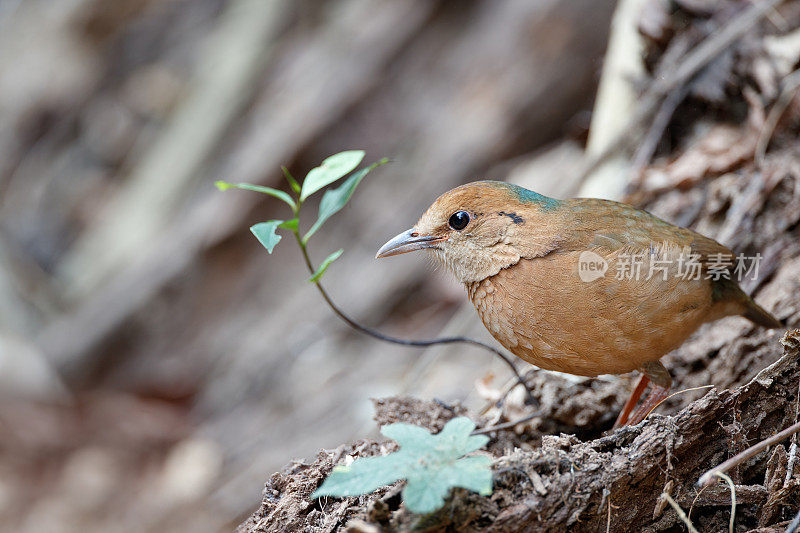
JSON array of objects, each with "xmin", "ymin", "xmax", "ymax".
[
  {"xmin": 294, "ymin": 235, "xmax": 536, "ymax": 404},
  {"xmin": 478, "ymin": 368, "xmax": 537, "ymax": 416},
  {"xmin": 788, "ymin": 507, "xmax": 800, "ymax": 533},
  {"xmin": 755, "ymin": 67, "xmax": 800, "ymax": 167},
  {"xmin": 687, "ymin": 483, "xmax": 711, "ymax": 525},
  {"xmin": 698, "ymin": 419, "xmax": 800, "ymax": 488},
  {"xmin": 642, "ymin": 385, "xmax": 715, "ymax": 421},
  {"xmin": 578, "ymin": 0, "xmax": 782, "ymax": 188},
  {"xmin": 714, "ymin": 472, "xmax": 737, "ymax": 533},
  {"xmin": 663, "ymin": 493, "xmax": 700, "ymax": 533},
  {"xmin": 627, "ymin": 83, "xmax": 691, "ymax": 192},
  {"xmin": 786, "ymin": 379, "xmax": 800, "ymax": 486},
  {"xmin": 655, "ymin": 0, "xmax": 782, "ymax": 95},
  {"xmin": 471, "ymin": 412, "xmax": 542, "ymax": 436}
]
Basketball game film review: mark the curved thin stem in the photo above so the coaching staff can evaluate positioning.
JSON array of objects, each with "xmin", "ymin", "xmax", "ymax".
[
  {"xmin": 697, "ymin": 418, "xmax": 800, "ymax": 488},
  {"xmin": 295, "ymin": 234, "xmax": 535, "ymax": 404},
  {"xmin": 471, "ymin": 412, "xmax": 542, "ymax": 435}
]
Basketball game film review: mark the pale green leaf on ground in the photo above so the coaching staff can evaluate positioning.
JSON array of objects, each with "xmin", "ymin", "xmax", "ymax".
[
  {"xmin": 299, "ymin": 150, "xmax": 365, "ymax": 201},
  {"xmin": 432, "ymin": 416, "xmax": 489, "ymax": 455},
  {"xmin": 215, "ymin": 180, "xmax": 296, "ymax": 210},
  {"xmin": 380, "ymin": 422, "xmax": 436, "ymax": 451},
  {"xmin": 311, "ymin": 417, "xmax": 492, "ymax": 514},
  {"xmin": 310, "ymin": 456, "xmax": 405, "ymax": 497},
  {"xmin": 249, "ymin": 221, "xmax": 283, "ymax": 253},
  {"xmin": 308, "ymin": 249, "xmax": 343, "ymax": 282},
  {"xmin": 403, "ymin": 455, "xmax": 492, "ymax": 514},
  {"xmin": 303, "ymin": 158, "xmax": 389, "ymax": 243}
]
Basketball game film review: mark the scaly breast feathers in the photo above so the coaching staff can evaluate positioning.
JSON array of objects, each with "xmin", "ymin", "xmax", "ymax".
[{"xmin": 466, "ymin": 251, "xmax": 727, "ymax": 377}]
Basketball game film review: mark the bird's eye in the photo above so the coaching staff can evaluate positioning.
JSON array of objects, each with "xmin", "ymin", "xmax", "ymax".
[{"xmin": 448, "ymin": 211, "xmax": 470, "ymax": 231}]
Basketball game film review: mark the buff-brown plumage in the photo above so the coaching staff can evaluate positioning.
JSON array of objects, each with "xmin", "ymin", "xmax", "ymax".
[{"xmin": 376, "ymin": 181, "xmax": 780, "ymax": 424}]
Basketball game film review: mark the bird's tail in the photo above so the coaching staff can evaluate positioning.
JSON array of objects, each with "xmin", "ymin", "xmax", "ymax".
[{"xmin": 743, "ymin": 299, "xmax": 783, "ymax": 329}]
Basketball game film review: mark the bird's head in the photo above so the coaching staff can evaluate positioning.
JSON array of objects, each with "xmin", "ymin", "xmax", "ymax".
[{"xmin": 376, "ymin": 181, "xmax": 562, "ymax": 283}]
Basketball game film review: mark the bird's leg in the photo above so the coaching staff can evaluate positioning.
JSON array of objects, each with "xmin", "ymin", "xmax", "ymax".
[
  {"xmin": 613, "ymin": 373, "xmax": 650, "ymax": 429},
  {"xmin": 626, "ymin": 361, "xmax": 673, "ymax": 426},
  {"xmin": 613, "ymin": 361, "xmax": 673, "ymax": 428},
  {"xmin": 626, "ymin": 385, "xmax": 670, "ymax": 426}
]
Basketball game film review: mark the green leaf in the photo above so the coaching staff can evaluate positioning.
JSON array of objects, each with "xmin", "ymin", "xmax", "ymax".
[
  {"xmin": 311, "ymin": 417, "xmax": 492, "ymax": 515},
  {"xmin": 300, "ymin": 150, "xmax": 365, "ymax": 201},
  {"xmin": 310, "ymin": 456, "xmax": 405, "ymax": 497},
  {"xmin": 215, "ymin": 180, "xmax": 296, "ymax": 210},
  {"xmin": 432, "ymin": 416, "xmax": 489, "ymax": 456},
  {"xmin": 308, "ymin": 249, "xmax": 343, "ymax": 283},
  {"xmin": 214, "ymin": 180, "xmax": 235, "ymax": 191},
  {"xmin": 282, "ymin": 166, "xmax": 301, "ymax": 195},
  {"xmin": 403, "ymin": 456, "xmax": 493, "ymax": 514},
  {"xmin": 279, "ymin": 218, "xmax": 299, "ymax": 232},
  {"xmin": 303, "ymin": 158, "xmax": 389, "ymax": 243},
  {"xmin": 250, "ymin": 221, "xmax": 283, "ymax": 253}
]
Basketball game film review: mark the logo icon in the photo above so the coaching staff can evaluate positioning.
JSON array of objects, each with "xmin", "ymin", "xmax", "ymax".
[{"xmin": 578, "ymin": 251, "xmax": 608, "ymax": 282}]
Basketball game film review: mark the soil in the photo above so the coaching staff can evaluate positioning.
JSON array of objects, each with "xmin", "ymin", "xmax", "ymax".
[{"xmin": 240, "ymin": 329, "xmax": 800, "ymax": 532}]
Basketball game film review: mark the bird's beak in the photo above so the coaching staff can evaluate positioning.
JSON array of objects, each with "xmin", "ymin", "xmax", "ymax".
[{"xmin": 375, "ymin": 229, "xmax": 444, "ymax": 259}]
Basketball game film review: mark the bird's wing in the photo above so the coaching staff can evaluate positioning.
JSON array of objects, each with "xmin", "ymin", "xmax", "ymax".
[
  {"xmin": 560, "ymin": 198, "xmax": 736, "ymax": 270},
  {"xmin": 558, "ymin": 197, "xmax": 760, "ymax": 312}
]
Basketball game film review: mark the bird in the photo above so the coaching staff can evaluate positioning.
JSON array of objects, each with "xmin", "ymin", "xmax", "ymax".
[{"xmin": 375, "ymin": 180, "xmax": 781, "ymax": 427}]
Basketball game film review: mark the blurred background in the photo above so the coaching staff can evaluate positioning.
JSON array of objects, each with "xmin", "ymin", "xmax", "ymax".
[{"xmin": 0, "ymin": 0, "xmax": 665, "ymax": 530}]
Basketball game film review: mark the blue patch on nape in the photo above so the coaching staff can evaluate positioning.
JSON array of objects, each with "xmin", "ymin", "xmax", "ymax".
[{"xmin": 488, "ymin": 181, "xmax": 561, "ymax": 210}]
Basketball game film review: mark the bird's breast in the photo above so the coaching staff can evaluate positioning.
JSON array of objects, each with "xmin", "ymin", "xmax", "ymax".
[
  {"xmin": 467, "ymin": 278, "xmax": 521, "ymax": 352},
  {"xmin": 465, "ymin": 250, "xmax": 728, "ymax": 377}
]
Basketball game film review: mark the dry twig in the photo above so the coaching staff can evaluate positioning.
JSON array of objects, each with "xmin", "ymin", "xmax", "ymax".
[
  {"xmin": 788, "ymin": 507, "xmax": 800, "ymax": 533},
  {"xmin": 755, "ymin": 68, "xmax": 800, "ymax": 167},
  {"xmin": 471, "ymin": 412, "xmax": 542, "ymax": 436},
  {"xmin": 642, "ymin": 385, "xmax": 715, "ymax": 421},
  {"xmin": 698, "ymin": 419, "xmax": 800, "ymax": 488},
  {"xmin": 714, "ymin": 472, "xmax": 737, "ymax": 533},
  {"xmin": 580, "ymin": 0, "xmax": 783, "ymax": 187},
  {"xmin": 663, "ymin": 493, "xmax": 700, "ymax": 533},
  {"xmin": 786, "ymin": 379, "xmax": 800, "ymax": 486}
]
